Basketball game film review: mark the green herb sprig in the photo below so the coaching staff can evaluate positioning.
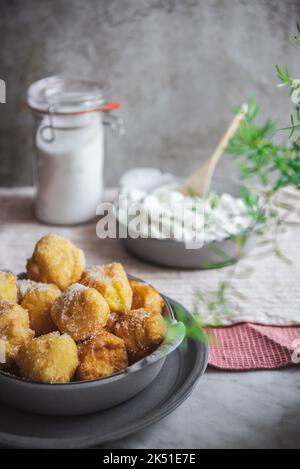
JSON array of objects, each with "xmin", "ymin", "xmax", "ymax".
[
  {"xmin": 276, "ymin": 22, "xmax": 300, "ymax": 139},
  {"xmin": 193, "ymin": 21, "xmax": 300, "ymax": 325},
  {"xmin": 227, "ymin": 96, "xmax": 300, "ymax": 192}
]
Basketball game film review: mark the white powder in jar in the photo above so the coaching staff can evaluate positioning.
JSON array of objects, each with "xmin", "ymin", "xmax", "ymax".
[{"xmin": 35, "ymin": 113, "xmax": 104, "ymax": 225}]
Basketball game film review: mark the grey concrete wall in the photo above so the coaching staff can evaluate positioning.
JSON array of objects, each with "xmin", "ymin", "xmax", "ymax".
[{"xmin": 0, "ymin": 0, "xmax": 299, "ymax": 187}]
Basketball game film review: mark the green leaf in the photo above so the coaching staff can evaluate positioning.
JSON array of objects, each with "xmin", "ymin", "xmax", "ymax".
[{"xmin": 173, "ymin": 304, "xmax": 209, "ymax": 346}]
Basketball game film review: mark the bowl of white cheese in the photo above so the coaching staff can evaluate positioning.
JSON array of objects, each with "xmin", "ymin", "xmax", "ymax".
[{"xmin": 114, "ymin": 168, "xmax": 260, "ymax": 269}]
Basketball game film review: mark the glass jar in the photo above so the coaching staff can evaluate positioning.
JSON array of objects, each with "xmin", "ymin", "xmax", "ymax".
[{"xmin": 27, "ymin": 76, "xmax": 123, "ymax": 225}]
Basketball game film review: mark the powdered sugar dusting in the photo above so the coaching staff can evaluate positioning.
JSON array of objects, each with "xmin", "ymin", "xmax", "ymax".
[
  {"xmin": 53, "ymin": 283, "xmax": 87, "ymax": 322},
  {"xmin": 83, "ymin": 266, "xmax": 111, "ymax": 284},
  {"xmin": 0, "ymin": 300, "xmax": 11, "ymax": 311},
  {"xmin": 17, "ymin": 279, "xmax": 51, "ymax": 301},
  {"xmin": 67, "ymin": 283, "xmax": 87, "ymax": 294}
]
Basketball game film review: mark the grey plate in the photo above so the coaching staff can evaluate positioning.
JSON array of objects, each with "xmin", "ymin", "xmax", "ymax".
[{"xmin": 0, "ymin": 299, "xmax": 208, "ymax": 449}]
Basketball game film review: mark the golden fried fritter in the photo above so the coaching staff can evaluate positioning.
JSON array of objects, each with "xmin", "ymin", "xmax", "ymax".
[
  {"xmin": 17, "ymin": 279, "xmax": 39, "ymax": 302},
  {"xmin": 130, "ymin": 280, "xmax": 164, "ymax": 315},
  {"xmin": 16, "ymin": 332, "xmax": 78, "ymax": 383},
  {"xmin": 18, "ymin": 280, "xmax": 60, "ymax": 336},
  {"xmin": 0, "ymin": 301, "xmax": 34, "ymax": 368},
  {"xmin": 80, "ymin": 263, "xmax": 132, "ymax": 313},
  {"xmin": 76, "ymin": 330, "xmax": 128, "ymax": 381},
  {"xmin": 50, "ymin": 284, "xmax": 109, "ymax": 341},
  {"xmin": 105, "ymin": 312, "xmax": 120, "ymax": 333},
  {"xmin": 26, "ymin": 234, "xmax": 85, "ymax": 290},
  {"xmin": 0, "ymin": 271, "xmax": 17, "ymax": 302},
  {"xmin": 112, "ymin": 308, "xmax": 166, "ymax": 363}
]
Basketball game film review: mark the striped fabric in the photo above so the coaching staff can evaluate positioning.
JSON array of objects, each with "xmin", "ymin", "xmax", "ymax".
[{"xmin": 206, "ymin": 323, "xmax": 300, "ymax": 370}]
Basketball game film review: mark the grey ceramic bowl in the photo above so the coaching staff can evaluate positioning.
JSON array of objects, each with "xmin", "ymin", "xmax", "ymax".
[
  {"xmin": 120, "ymin": 234, "xmax": 256, "ymax": 269},
  {"xmin": 0, "ymin": 289, "xmax": 185, "ymax": 417},
  {"xmin": 116, "ymin": 177, "xmax": 258, "ymax": 269}
]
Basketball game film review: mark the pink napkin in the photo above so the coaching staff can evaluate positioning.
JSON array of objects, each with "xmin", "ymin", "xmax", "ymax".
[{"xmin": 206, "ymin": 323, "xmax": 300, "ymax": 370}]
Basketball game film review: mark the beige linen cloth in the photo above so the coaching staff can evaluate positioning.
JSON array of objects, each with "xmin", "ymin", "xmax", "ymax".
[{"xmin": 0, "ymin": 187, "xmax": 300, "ymax": 326}]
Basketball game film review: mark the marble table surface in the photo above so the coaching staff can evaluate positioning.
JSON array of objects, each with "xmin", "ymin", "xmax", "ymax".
[
  {"xmin": 104, "ymin": 367, "xmax": 300, "ymax": 449},
  {"xmin": 1, "ymin": 188, "xmax": 299, "ymax": 449}
]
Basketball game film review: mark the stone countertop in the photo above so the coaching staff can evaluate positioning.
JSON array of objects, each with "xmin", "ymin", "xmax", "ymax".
[
  {"xmin": 106, "ymin": 367, "xmax": 300, "ymax": 449},
  {"xmin": 0, "ymin": 187, "xmax": 299, "ymax": 449}
]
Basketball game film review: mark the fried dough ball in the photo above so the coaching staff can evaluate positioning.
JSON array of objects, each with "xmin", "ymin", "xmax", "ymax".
[
  {"xmin": 76, "ymin": 330, "xmax": 128, "ymax": 381},
  {"xmin": 50, "ymin": 284, "xmax": 109, "ymax": 341},
  {"xmin": 80, "ymin": 263, "xmax": 132, "ymax": 313},
  {"xmin": 0, "ymin": 301, "xmax": 34, "ymax": 368},
  {"xmin": 16, "ymin": 332, "xmax": 78, "ymax": 383},
  {"xmin": 105, "ymin": 312, "xmax": 119, "ymax": 333},
  {"xmin": 130, "ymin": 280, "xmax": 164, "ymax": 315},
  {"xmin": 112, "ymin": 308, "xmax": 166, "ymax": 363},
  {"xmin": 17, "ymin": 279, "xmax": 38, "ymax": 302},
  {"xmin": 0, "ymin": 271, "xmax": 17, "ymax": 302},
  {"xmin": 26, "ymin": 234, "xmax": 85, "ymax": 290},
  {"xmin": 18, "ymin": 280, "xmax": 60, "ymax": 336}
]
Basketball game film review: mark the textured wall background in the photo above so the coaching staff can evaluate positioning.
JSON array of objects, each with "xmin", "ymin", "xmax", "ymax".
[{"xmin": 0, "ymin": 0, "xmax": 299, "ymax": 187}]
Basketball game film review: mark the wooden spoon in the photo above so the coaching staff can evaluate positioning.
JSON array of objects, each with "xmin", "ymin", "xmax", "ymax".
[{"xmin": 177, "ymin": 103, "xmax": 248, "ymax": 197}]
